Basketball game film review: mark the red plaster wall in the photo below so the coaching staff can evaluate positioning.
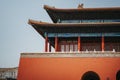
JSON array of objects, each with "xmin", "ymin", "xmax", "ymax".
[{"xmin": 17, "ymin": 57, "xmax": 120, "ymax": 80}]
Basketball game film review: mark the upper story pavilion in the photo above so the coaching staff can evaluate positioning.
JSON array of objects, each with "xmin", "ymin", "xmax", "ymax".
[{"xmin": 28, "ymin": 5, "xmax": 120, "ymax": 52}]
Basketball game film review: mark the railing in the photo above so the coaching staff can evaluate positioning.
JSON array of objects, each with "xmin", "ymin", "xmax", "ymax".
[{"xmin": 43, "ymin": 48, "xmax": 119, "ymax": 53}]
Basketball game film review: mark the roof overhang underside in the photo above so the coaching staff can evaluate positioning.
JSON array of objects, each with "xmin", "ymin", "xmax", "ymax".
[
  {"xmin": 29, "ymin": 20, "xmax": 120, "ymax": 38},
  {"xmin": 44, "ymin": 5, "xmax": 120, "ymax": 23}
]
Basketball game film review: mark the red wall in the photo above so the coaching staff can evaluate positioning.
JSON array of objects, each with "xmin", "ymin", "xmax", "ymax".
[{"xmin": 17, "ymin": 57, "xmax": 120, "ymax": 80}]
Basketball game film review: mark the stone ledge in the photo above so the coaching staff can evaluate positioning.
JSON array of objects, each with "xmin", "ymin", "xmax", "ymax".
[{"xmin": 21, "ymin": 52, "xmax": 120, "ymax": 58}]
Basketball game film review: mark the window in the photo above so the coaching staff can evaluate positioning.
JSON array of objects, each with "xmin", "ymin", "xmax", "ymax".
[
  {"xmin": 66, "ymin": 44, "xmax": 69, "ymax": 52},
  {"xmin": 70, "ymin": 44, "xmax": 73, "ymax": 52},
  {"xmin": 74, "ymin": 44, "xmax": 78, "ymax": 51},
  {"xmin": 61, "ymin": 45, "xmax": 64, "ymax": 52},
  {"xmin": 59, "ymin": 40, "xmax": 78, "ymax": 52}
]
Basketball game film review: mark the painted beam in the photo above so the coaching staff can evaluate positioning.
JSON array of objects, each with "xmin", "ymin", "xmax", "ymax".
[{"xmin": 47, "ymin": 33, "xmax": 120, "ymax": 37}]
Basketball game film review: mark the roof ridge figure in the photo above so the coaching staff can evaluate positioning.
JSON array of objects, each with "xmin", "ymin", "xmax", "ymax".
[{"xmin": 78, "ymin": 3, "xmax": 84, "ymax": 8}]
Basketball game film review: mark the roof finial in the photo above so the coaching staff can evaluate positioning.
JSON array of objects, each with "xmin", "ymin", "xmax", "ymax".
[{"xmin": 78, "ymin": 3, "xmax": 84, "ymax": 8}]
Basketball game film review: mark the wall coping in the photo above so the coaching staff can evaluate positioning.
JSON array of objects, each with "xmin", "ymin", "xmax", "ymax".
[{"xmin": 21, "ymin": 51, "xmax": 120, "ymax": 58}]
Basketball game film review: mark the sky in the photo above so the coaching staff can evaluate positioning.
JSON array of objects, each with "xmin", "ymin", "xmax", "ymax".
[{"xmin": 0, "ymin": 0, "xmax": 120, "ymax": 68}]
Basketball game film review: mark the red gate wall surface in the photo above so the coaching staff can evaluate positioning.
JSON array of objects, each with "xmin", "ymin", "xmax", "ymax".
[{"xmin": 17, "ymin": 57, "xmax": 120, "ymax": 80}]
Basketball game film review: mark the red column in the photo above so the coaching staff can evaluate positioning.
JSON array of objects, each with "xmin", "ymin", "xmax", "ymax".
[
  {"xmin": 78, "ymin": 36, "xmax": 81, "ymax": 51},
  {"xmin": 55, "ymin": 36, "xmax": 58, "ymax": 52},
  {"xmin": 45, "ymin": 36, "xmax": 48, "ymax": 52},
  {"xmin": 102, "ymin": 36, "xmax": 105, "ymax": 52}
]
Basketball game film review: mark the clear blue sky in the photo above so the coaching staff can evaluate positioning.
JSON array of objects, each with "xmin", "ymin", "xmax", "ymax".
[{"xmin": 0, "ymin": 0, "xmax": 120, "ymax": 68}]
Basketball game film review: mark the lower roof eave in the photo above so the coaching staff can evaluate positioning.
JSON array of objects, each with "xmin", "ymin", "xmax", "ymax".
[{"xmin": 28, "ymin": 19, "xmax": 120, "ymax": 27}]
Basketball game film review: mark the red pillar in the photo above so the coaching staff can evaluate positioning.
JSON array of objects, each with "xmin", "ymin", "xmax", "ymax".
[
  {"xmin": 102, "ymin": 36, "xmax": 105, "ymax": 52},
  {"xmin": 45, "ymin": 36, "xmax": 48, "ymax": 52},
  {"xmin": 55, "ymin": 36, "xmax": 58, "ymax": 52},
  {"xmin": 78, "ymin": 36, "xmax": 81, "ymax": 51}
]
